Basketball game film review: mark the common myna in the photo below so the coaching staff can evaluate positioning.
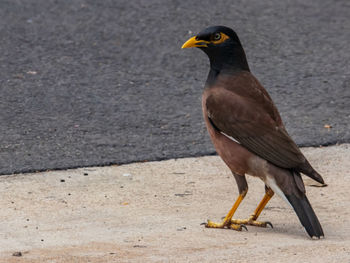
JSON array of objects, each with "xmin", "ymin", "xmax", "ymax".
[{"xmin": 182, "ymin": 26, "xmax": 325, "ymax": 238}]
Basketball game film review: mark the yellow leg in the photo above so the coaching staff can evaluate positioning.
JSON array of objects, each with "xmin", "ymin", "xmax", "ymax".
[
  {"xmin": 205, "ymin": 191, "xmax": 247, "ymax": 231},
  {"xmin": 231, "ymin": 188, "xmax": 274, "ymax": 228}
]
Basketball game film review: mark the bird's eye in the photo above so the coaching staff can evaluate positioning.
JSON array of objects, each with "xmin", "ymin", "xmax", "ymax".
[{"xmin": 213, "ymin": 33, "xmax": 221, "ymax": 41}]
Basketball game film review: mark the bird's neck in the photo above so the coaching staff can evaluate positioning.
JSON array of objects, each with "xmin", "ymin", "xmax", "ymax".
[
  {"xmin": 206, "ymin": 47, "xmax": 250, "ymax": 85},
  {"xmin": 210, "ymin": 49, "xmax": 250, "ymax": 72},
  {"xmin": 206, "ymin": 68, "xmax": 220, "ymax": 86}
]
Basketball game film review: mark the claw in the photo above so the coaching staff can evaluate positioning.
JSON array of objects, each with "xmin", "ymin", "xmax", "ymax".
[
  {"xmin": 266, "ymin": 221, "xmax": 273, "ymax": 228},
  {"xmin": 241, "ymin": 224, "xmax": 248, "ymax": 231},
  {"xmin": 228, "ymin": 223, "xmax": 244, "ymax": 231}
]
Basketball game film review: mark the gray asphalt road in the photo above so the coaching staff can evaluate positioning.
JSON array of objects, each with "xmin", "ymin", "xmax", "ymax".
[{"xmin": 0, "ymin": 0, "xmax": 349, "ymax": 175}]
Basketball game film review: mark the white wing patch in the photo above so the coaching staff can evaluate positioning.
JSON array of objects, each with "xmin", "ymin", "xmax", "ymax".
[
  {"xmin": 265, "ymin": 176, "xmax": 292, "ymax": 208},
  {"xmin": 220, "ymin": 131, "xmax": 241, "ymax": 144}
]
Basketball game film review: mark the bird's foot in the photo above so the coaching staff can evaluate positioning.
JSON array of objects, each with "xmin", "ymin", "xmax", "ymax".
[
  {"xmin": 230, "ymin": 215, "xmax": 273, "ymax": 228},
  {"xmin": 205, "ymin": 219, "xmax": 247, "ymax": 231}
]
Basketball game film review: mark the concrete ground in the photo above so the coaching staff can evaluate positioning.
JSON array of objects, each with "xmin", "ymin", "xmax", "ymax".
[{"xmin": 1, "ymin": 144, "xmax": 349, "ymax": 262}]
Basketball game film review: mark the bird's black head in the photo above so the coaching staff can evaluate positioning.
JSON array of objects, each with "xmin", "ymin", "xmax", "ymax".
[{"xmin": 182, "ymin": 26, "xmax": 250, "ymax": 73}]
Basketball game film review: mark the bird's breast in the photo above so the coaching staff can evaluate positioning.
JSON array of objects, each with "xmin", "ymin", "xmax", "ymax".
[{"xmin": 202, "ymin": 90, "xmax": 254, "ymax": 175}]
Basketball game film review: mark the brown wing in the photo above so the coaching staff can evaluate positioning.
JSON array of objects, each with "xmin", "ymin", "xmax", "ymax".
[{"xmin": 206, "ymin": 72, "xmax": 306, "ymax": 169}]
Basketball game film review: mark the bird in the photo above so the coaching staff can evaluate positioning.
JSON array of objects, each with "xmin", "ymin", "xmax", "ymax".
[{"xmin": 182, "ymin": 26, "xmax": 325, "ymax": 238}]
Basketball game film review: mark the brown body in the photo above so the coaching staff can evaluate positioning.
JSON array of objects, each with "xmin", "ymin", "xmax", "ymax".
[
  {"xmin": 202, "ymin": 71, "xmax": 310, "ymax": 198},
  {"xmin": 202, "ymin": 90, "xmax": 252, "ymax": 176}
]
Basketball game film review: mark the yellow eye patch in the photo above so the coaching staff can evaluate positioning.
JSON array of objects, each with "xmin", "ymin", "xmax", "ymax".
[
  {"xmin": 182, "ymin": 32, "xmax": 231, "ymax": 49},
  {"xmin": 211, "ymin": 32, "xmax": 230, "ymax": 45}
]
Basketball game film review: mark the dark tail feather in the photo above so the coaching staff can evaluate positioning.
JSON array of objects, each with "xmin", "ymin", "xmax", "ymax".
[
  {"xmin": 310, "ymin": 170, "xmax": 325, "ymax": 185},
  {"xmin": 286, "ymin": 194, "xmax": 324, "ymax": 238},
  {"xmin": 299, "ymin": 160, "xmax": 325, "ymax": 185}
]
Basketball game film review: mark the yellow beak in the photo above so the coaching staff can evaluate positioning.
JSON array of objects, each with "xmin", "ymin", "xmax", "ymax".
[{"xmin": 181, "ymin": 36, "xmax": 210, "ymax": 49}]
